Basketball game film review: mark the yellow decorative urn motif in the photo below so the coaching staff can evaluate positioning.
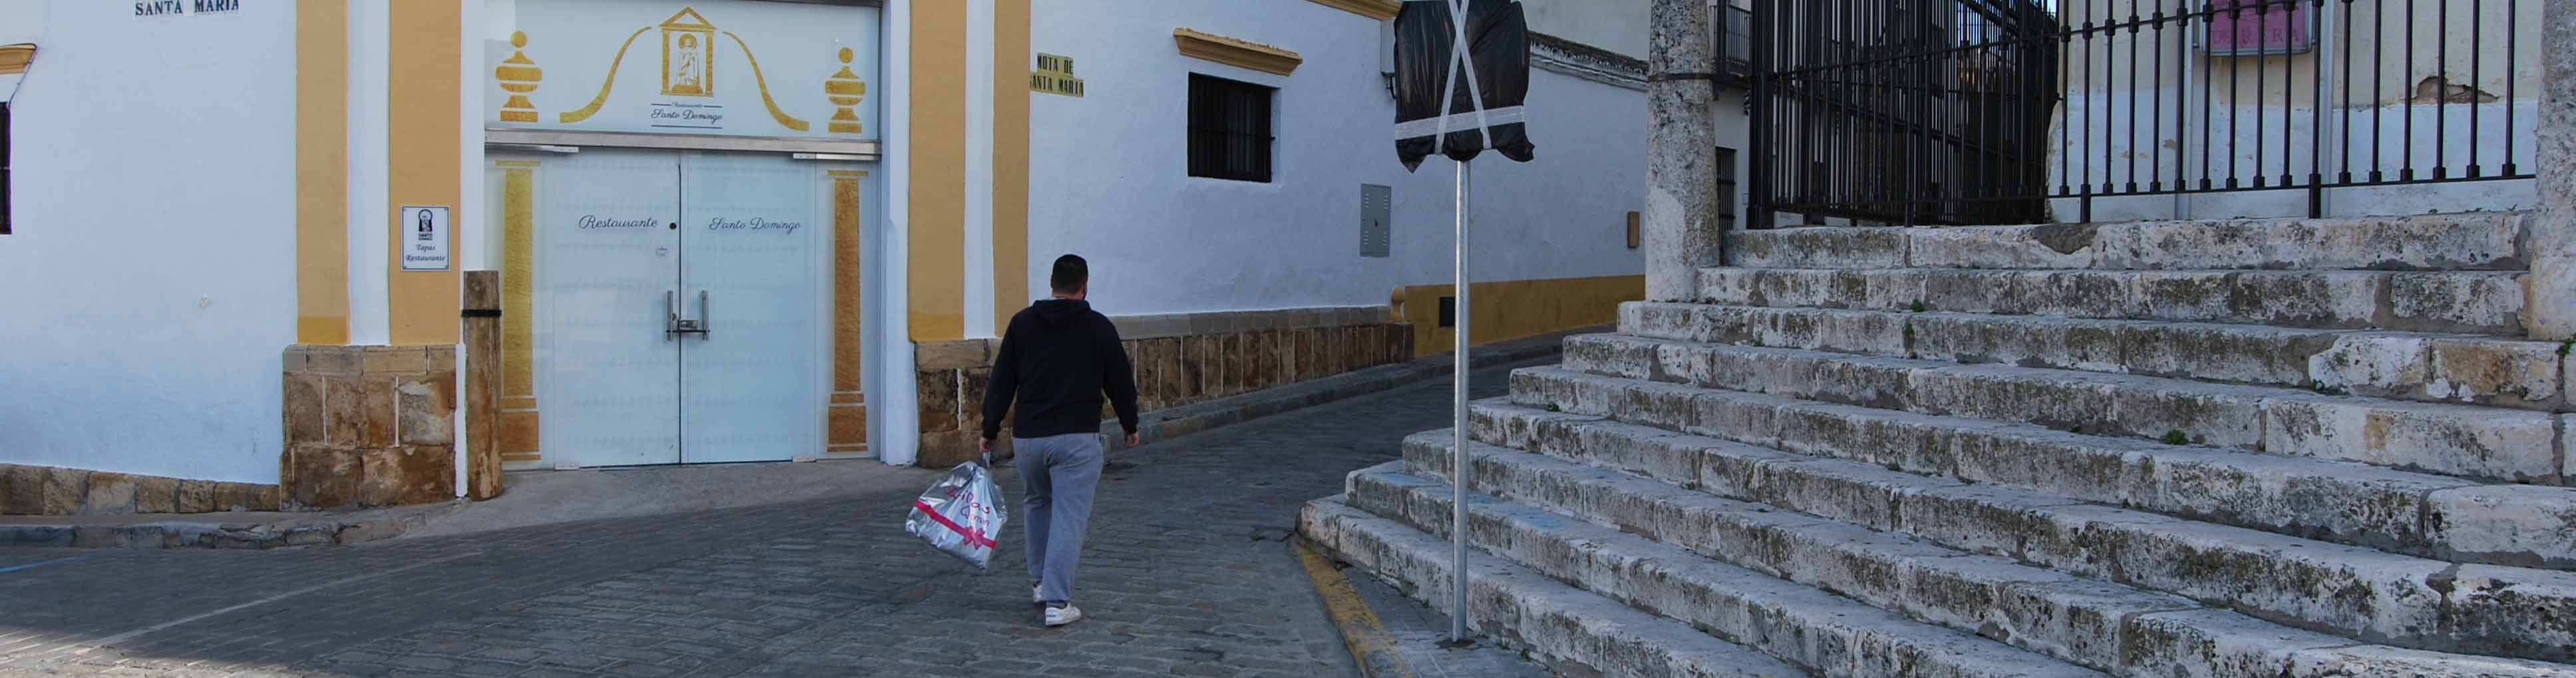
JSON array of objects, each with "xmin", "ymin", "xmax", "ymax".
[
  {"xmin": 495, "ymin": 31, "xmax": 543, "ymax": 123},
  {"xmin": 825, "ymin": 47, "xmax": 867, "ymax": 135}
]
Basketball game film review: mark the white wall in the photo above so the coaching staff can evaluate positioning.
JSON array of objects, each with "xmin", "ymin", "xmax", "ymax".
[
  {"xmin": 1026, "ymin": 0, "xmax": 1647, "ymax": 317},
  {"xmin": 1524, "ymin": 0, "xmax": 1651, "ymax": 57},
  {"xmin": 0, "ymin": 1, "xmax": 299, "ymax": 483}
]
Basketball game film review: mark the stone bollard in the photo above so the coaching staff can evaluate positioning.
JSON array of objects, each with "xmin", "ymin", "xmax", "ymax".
[{"xmin": 462, "ymin": 270, "xmax": 504, "ymax": 500}]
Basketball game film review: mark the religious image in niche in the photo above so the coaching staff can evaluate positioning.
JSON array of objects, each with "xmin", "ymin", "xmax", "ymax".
[{"xmin": 673, "ymin": 34, "xmax": 705, "ymax": 92}]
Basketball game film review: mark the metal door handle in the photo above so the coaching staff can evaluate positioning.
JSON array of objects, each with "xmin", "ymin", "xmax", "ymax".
[
  {"xmin": 667, "ymin": 289, "xmax": 709, "ymax": 338},
  {"xmin": 695, "ymin": 290, "xmax": 711, "ymax": 340}
]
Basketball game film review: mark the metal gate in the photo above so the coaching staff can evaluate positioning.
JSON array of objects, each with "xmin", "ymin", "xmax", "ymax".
[
  {"xmin": 1747, "ymin": 0, "xmax": 2061, "ymax": 226},
  {"xmin": 1748, "ymin": 0, "xmax": 2541, "ymax": 227}
]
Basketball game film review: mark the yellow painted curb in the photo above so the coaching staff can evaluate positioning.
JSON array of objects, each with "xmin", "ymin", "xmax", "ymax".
[{"xmin": 1294, "ymin": 539, "xmax": 1417, "ymax": 678}]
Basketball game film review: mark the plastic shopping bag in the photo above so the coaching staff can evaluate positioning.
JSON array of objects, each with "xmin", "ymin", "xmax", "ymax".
[{"xmin": 905, "ymin": 455, "xmax": 1006, "ymax": 571}]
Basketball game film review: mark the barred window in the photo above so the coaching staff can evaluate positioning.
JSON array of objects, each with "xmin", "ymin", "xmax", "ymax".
[{"xmin": 1186, "ymin": 74, "xmax": 1273, "ymax": 183}]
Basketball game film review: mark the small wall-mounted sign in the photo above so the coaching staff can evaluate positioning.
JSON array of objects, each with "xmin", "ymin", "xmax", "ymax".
[
  {"xmin": 1031, "ymin": 53, "xmax": 1084, "ymax": 97},
  {"xmin": 135, "ymin": 0, "xmax": 242, "ymax": 17},
  {"xmin": 401, "ymin": 206, "xmax": 452, "ymax": 271},
  {"xmin": 2203, "ymin": 0, "xmax": 2315, "ymax": 56}
]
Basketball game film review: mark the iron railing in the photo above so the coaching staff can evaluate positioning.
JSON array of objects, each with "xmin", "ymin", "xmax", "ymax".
[{"xmin": 1747, "ymin": 0, "xmax": 2539, "ymax": 226}]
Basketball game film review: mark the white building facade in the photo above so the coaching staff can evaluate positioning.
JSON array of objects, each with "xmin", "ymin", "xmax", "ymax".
[{"xmin": 0, "ymin": 0, "xmax": 1650, "ymax": 515}]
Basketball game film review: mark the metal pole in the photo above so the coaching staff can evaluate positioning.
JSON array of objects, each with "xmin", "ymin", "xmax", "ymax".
[
  {"xmin": 1748, "ymin": 0, "xmax": 1774, "ymax": 228},
  {"xmin": 1449, "ymin": 157, "xmax": 1472, "ymax": 643}
]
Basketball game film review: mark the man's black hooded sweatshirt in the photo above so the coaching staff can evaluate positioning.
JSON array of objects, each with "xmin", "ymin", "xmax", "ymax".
[{"xmin": 981, "ymin": 298, "xmax": 1140, "ymax": 440}]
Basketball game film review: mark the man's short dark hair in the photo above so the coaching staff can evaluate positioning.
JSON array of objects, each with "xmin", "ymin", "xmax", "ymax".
[{"xmin": 1050, "ymin": 254, "xmax": 1088, "ymax": 293}]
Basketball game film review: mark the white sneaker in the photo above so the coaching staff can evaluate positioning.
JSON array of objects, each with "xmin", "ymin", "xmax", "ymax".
[{"xmin": 1043, "ymin": 605, "xmax": 1084, "ymax": 627}]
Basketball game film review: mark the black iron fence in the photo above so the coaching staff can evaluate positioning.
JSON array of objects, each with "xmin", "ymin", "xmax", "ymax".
[{"xmin": 1746, "ymin": 0, "xmax": 2540, "ymax": 227}]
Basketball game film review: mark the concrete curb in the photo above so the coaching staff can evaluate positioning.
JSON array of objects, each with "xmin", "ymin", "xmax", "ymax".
[
  {"xmin": 1102, "ymin": 326, "xmax": 1589, "ymax": 453},
  {"xmin": 1294, "ymin": 537, "xmax": 1419, "ymax": 678},
  {"xmin": 0, "ymin": 502, "xmax": 454, "ymax": 550}
]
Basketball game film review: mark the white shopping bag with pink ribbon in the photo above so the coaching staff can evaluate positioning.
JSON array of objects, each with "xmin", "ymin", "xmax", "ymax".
[{"xmin": 905, "ymin": 454, "xmax": 1005, "ymax": 571}]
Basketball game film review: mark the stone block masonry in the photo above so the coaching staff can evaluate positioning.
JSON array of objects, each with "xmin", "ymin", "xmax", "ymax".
[
  {"xmin": 0, "ymin": 462, "xmax": 279, "ymax": 516},
  {"xmin": 911, "ymin": 307, "xmax": 1415, "ymax": 468},
  {"xmin": 2531, "ymin": 0, "xmax": 2576, "ymax": 339},
  {"xmin": 281, "ymin": 344, "xmax": 457, "ymax": 509}
]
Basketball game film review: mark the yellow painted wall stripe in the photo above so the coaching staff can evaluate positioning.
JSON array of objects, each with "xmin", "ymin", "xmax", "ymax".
[
  {"xmin": 991, "ymin": 0, "xmax": 1031, "ymax": 329},
  {"xmin": 1396, "ymin": 274, "xmax": 1644, "ymax": 357},
  {"xmin": 387, "ymin": 0, "xmax": 463, "ymax": 345},
  {"xmin": 907, "ymin": 1, "xmax": 967, "ymax": 341},
  {"xmin": 295, "ymin": 0, "xmax": 349, "ymax": 345}
]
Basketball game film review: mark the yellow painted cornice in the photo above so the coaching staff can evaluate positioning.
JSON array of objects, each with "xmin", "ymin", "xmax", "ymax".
[
  {"xmin": 1173, "ymin": 28, "xmax": 1301, "ymax": 76},
  {"xmin": 0, "ymin": 44, "xmax": 35, "ymax": 75},
  {"xmin": 1308, "ymin": 0, "xmax": 1400, "ymax": 21}
]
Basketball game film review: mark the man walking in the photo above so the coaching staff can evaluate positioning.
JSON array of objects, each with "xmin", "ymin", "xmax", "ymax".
[{"xmin": 981, "ymin": 254, "xmax": 1142, "ymax": 627}]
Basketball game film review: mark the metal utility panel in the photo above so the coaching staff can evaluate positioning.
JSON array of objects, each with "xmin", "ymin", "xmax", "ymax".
[{"xmin": 1360, "ymin": 184, "xmax": 1392, "ymax": 257}]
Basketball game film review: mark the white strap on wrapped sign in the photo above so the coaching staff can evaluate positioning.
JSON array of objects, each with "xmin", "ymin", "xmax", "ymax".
[
  {"xmin": 1404, "ymin": 0, "xmax": 1502, "ymax": 154},
  {"xmin": 1392, "ymin": 105, "xmax": 1526, "ymax": 140}
]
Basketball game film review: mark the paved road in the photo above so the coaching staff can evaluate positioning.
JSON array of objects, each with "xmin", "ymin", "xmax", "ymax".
[{"xmin": 0, "ymin": 363, "xmax": 1532, "ymax": 678}]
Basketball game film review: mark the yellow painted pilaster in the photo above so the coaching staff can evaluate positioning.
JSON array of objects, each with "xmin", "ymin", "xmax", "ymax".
[
  {"xmin": 498, "ymin": 160, "xmax": 540, "ymax": 461},
  {"xmin": 295, "ymin": 0, "xmax": 349, "ymax": 344},
  {"xmin": 907, "ymin": 1, "xmax": 967, "ymax": 341},
  {"xmin": 992, "ymin": 0, "xmax": 1031, "ymax": 330},
  {"xmin": 387, "ymin": 0, "xmax": 463, "ymax": 345},
  {"xmin": 830, "ymin": 170, "xmax": 870, "ymax": 454}
]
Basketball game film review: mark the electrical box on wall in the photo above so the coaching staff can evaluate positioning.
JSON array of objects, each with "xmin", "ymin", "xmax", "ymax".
[
  {"xmin": 1361, "ymin": 184, "xmax": 1392, "ymax": 257},
  {"xmin": 1626, "ymin": 211, "xmax": 1641, "ymax": 249}
]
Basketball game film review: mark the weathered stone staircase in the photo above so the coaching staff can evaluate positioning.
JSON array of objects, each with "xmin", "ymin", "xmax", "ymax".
[{"xmin": 1299, "ymin": 212, "xmax": 2576, "ymax": 677}]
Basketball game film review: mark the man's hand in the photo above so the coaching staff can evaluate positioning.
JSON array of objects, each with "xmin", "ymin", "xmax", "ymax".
[
  {"xmin": 979, "ymin": 436, "xmax": 993, "ymax": 453},
  {"xmin": 1125, "ymin": 432, "xmax": 1142, "ymax": 448}
]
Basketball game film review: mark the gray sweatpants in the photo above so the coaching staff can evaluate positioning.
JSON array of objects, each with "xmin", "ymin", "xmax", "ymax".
[{"xmin": 1015, "ymin": 432, "xmax": 1103, "ymax": 604}]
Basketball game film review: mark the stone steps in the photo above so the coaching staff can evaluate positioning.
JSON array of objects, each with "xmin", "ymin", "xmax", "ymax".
[
  {"xmin": 1619, "ymin": 301, "xmax": 2572, "ymax": 413},
  {"xmin": 1561, "ymin": 333, "xmax": 2567, "ymax": 482},
  {"xmin": 1296, "ymin": 496, "xmax": 1812, "ymax": 678},
  {"xmin": 1506, "ymin": 365, "xmax": 2576, "ymax": 570},
  {"xmin": 1385, "ymin": 432, "xmax": 2576, "ymax": 673},
  {"xmin": 1463, "ymin": 400, "xmax": 2576, "ymax": 659},
  {"xmin": 1301, "ymin": 214, "xmax": 2573, "ymax": 675},
  {"xmin": 1719, "ymin": 213, "xmax": 2528, "ymax": 272},
  {"xmin": 1333, "ymin": 462, "xmax": 2107, "ymax": 678},
  {"xmin": 1696, "ymin": 267, "xmax": 2527, "ymax": 335}
]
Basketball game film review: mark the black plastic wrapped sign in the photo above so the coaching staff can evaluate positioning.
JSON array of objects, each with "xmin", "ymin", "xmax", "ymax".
[{"xmin": 1393, "ymin": 0, "xmax": 1535, "ymax": 171}]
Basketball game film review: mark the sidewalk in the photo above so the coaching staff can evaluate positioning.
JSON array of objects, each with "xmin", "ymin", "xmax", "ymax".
[
  {"xmin": 1, "ymin": 327, "xmax": 1592, "ymax": 551},
  {"xmin": 0, "ymin": 460, "xmax": 944, "ymax": 549}
]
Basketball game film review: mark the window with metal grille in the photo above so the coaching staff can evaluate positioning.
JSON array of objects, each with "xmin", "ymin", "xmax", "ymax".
[
  {"xmin": 2, "ymin": 102, "xmax": 12, "ymax": 236},
  {"xmin": 1187, "ymin": 74, "xmax": 1273, "ymax": 182},
  {"xmin": 1714, "ymin": 146, "xmax": 1738, "ymax": 233}
]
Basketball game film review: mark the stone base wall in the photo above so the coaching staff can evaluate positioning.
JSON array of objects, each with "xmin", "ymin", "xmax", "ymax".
[
  {"xmin": 281, "ymin": 345, "xmax": 458, "ymax": 509},
  {"xmin": 0, "ymin": 463, "xmax": 280, "ymax": 516},
  {"xmin": 913, "ymin": 307, "xmax": 1414, "ymax": 467}
]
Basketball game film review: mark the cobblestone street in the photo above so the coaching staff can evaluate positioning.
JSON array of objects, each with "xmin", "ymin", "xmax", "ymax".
[{"xmin": 0, "ymin": 363, "xmax": 1530, "ymax": 678}]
